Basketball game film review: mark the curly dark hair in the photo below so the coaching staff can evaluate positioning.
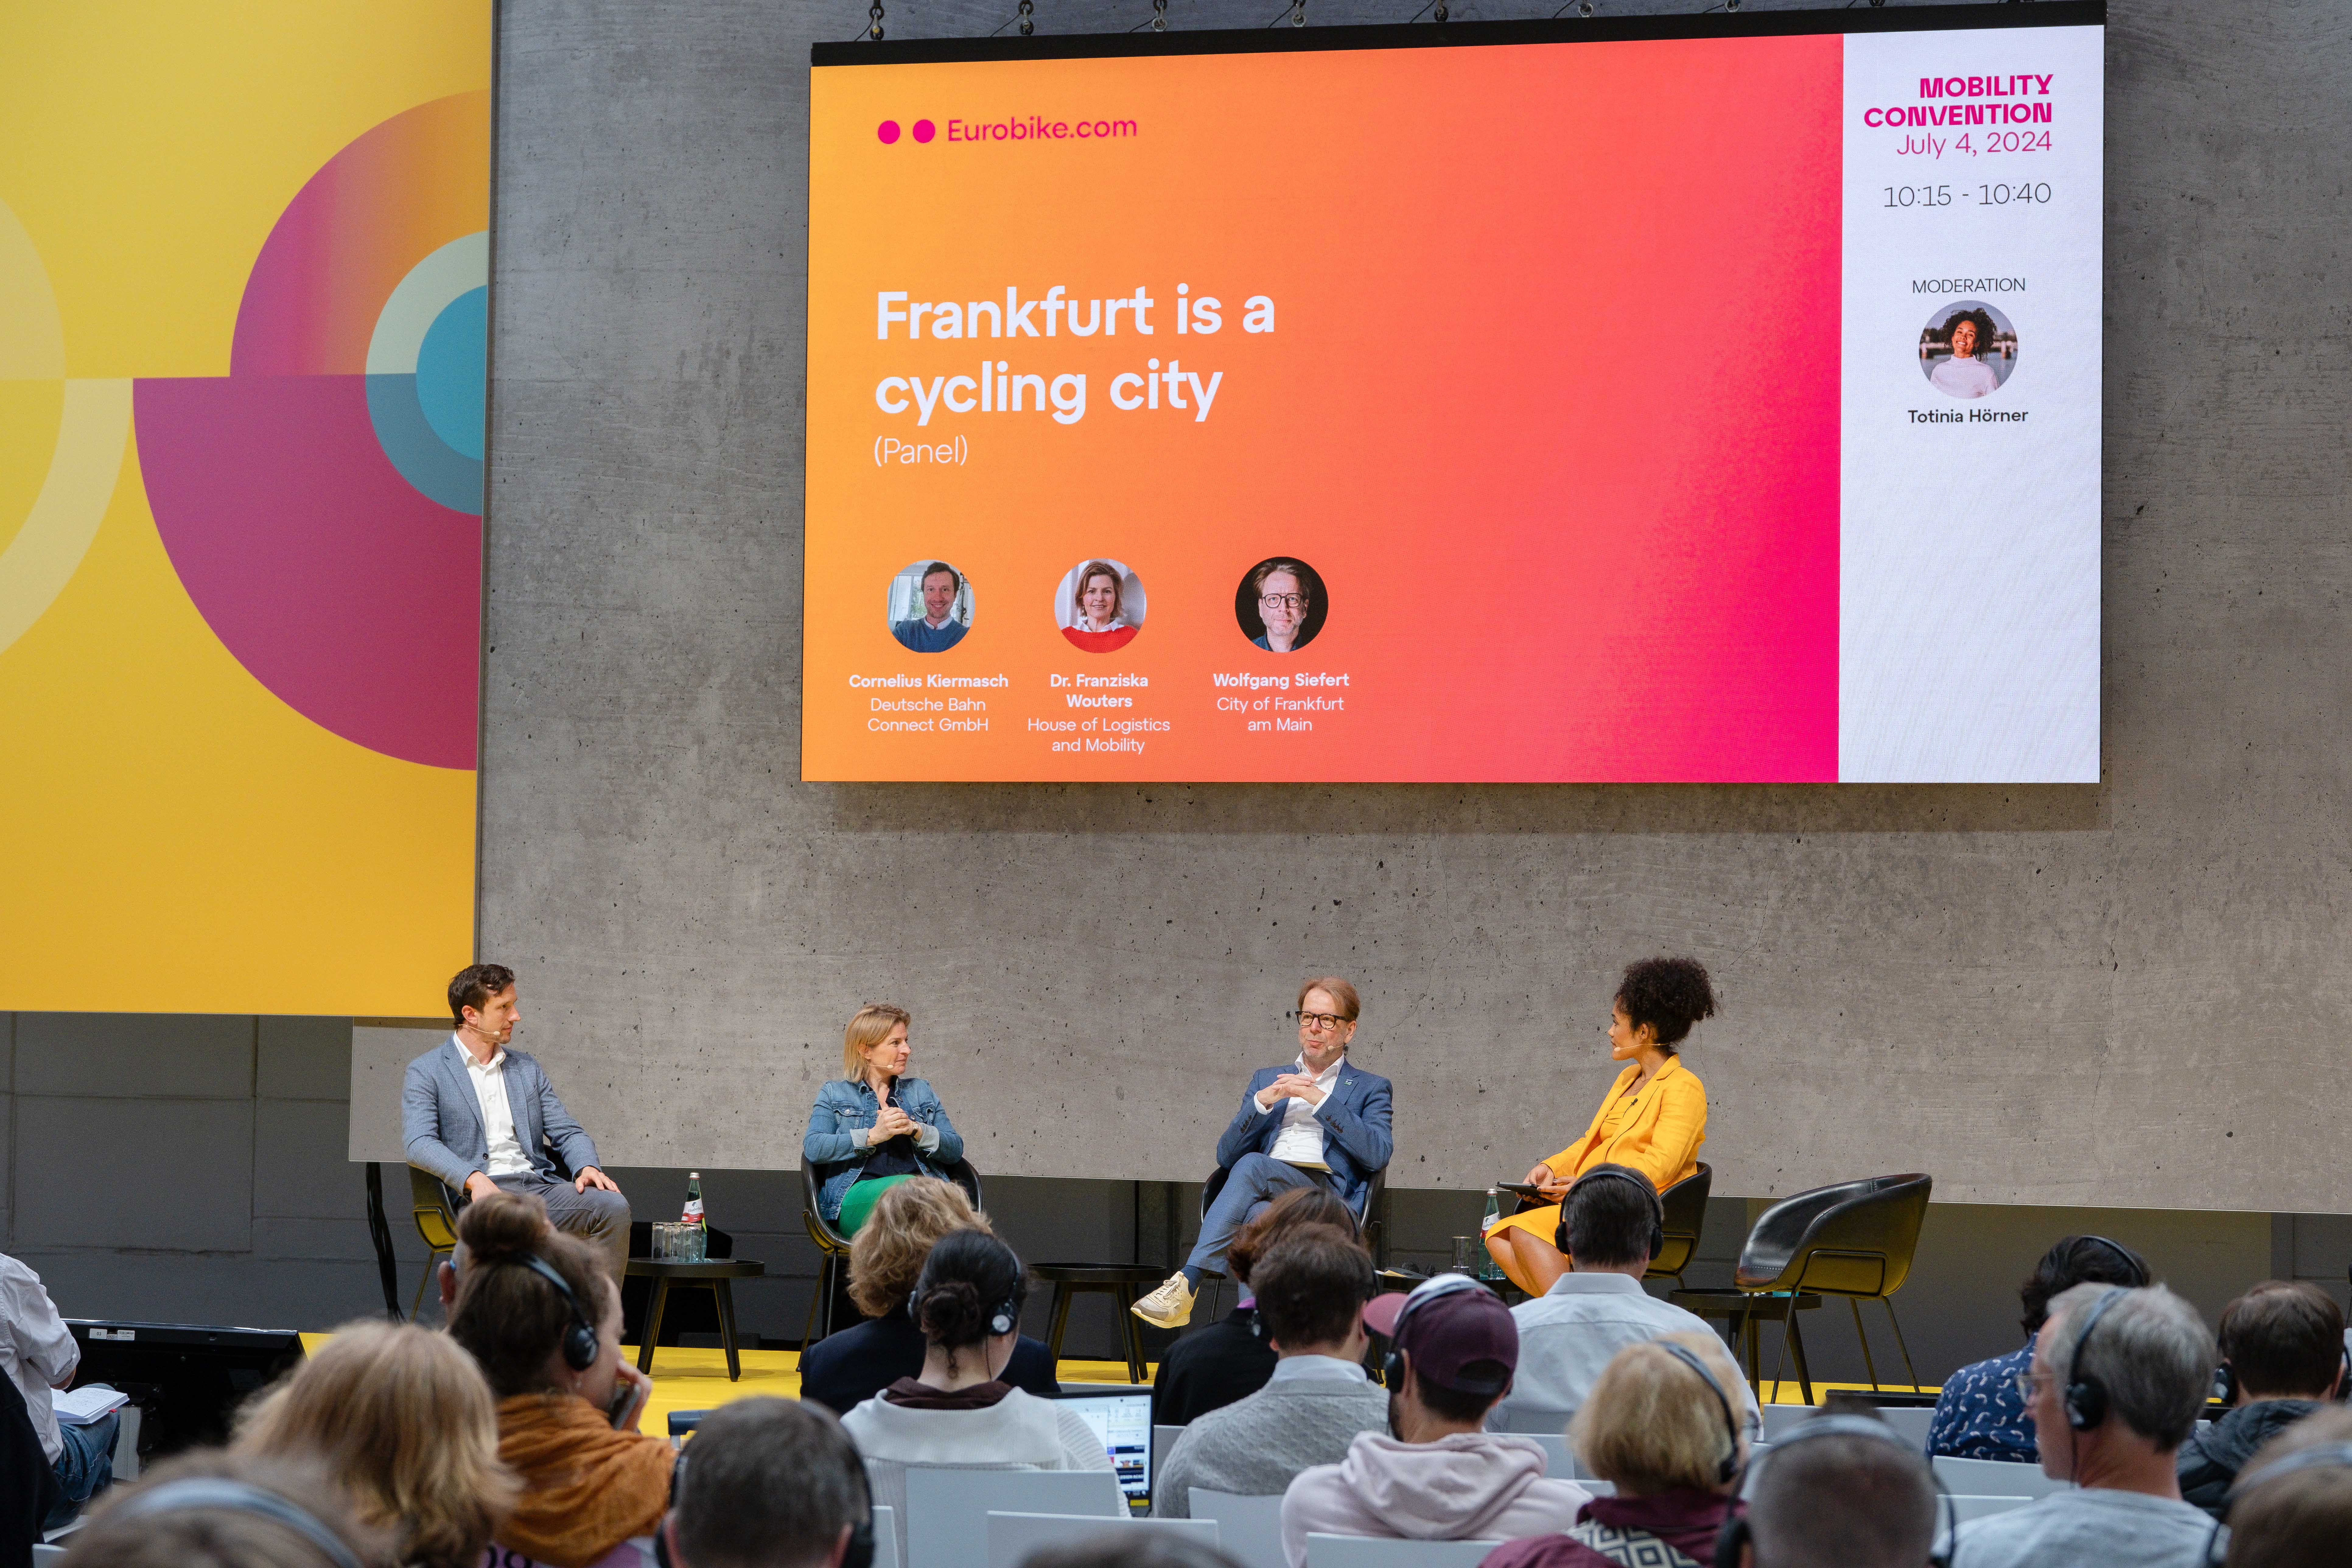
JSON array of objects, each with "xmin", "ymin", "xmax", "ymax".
[
  {"xmin": 1614, "ymin": 957, "xmax": 1716, "ymax": 1050},
  {"xmin": 2018, "ymin": 1234, "xmax": 2149, "ymax": 1336},
  {"xmin": 1944, "ymin": 307, "xmax": 1998, "ymax": 359}
]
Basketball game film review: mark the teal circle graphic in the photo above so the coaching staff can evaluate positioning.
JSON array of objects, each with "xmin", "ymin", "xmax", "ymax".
[{"xmin": 415, "ymin": 287, "xmax": 487, "ymax": 461}]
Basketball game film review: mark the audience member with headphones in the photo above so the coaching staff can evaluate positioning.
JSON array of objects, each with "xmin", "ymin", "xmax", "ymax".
[
  {"xmin": 445, "ymin": 1190, "xmax": 672, "ymax": 1566},
  {"xmin": 1723, "ymin": 1409, "xmax": 1941, "ymax": 1568},
  {"xmin": 1928, "ymin": 1233, "xmax": 2154, "ymax": 1462},
  {"xmin": 58, "ymin": 1451, "xmax": 386, "ymax": 1568},
  {"xmin": 1153, "ymin": 1223, "xmax": 1387, "ymax": 1517},
  {"xmin": 665, "ymin": 1396, "xmax": 877, "ymax": 1568},
  {"xmin": 2216, "ymin": 1403, "xmax": 2352, "ymax": 1568},
  {"xmin": 1948, "ymin": 1282, "xmax": 2219, "ymax": 1568},
  {"xmin": 1279, "ymin": 1273, "xmax": 1591, "ymax": 1568},
  {"xmin": 2177, "ymin": 1281, "xmax": 2349, "ymax": 1518},
  {"xmin": 838, "ymin": 1230, "xmax": 1111, "ymax": 1564},
  {"xmin": 1483, "ymin": 1331, "xmax": 1753, "ymax": 1568},
  {"xmin": 1487, "ymin": 1163, "xmax": 1720, "ymax": 1431}
]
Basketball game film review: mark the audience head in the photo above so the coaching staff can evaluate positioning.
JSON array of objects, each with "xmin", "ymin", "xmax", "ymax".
[
  {"xmin": 1613, "ymin": 957, "xmax": 1714, "ymax": 1052},
  {"xmin": 1736, "ymin": 1412, "xmax": 1937, "ymax": 1568},
  {"xmin": 1226, "ymin": 1184, "xmax": 1359, "ymax": 1290},
  {"xmin": 61, "ymin": 1452, "xmax": 388, "ymax": 1568},
  {"xmin": 1554, "ymin": 1163, "xmax": 1660, "ymax": 1271},
  {"xmin": 2218, "ymin": 1281, "xmax": 2346, "ymax": 1403},
  {"xmin": 669, "ymin": 1398, "xmax": 868, "ymax": 1568},
  {"xmin": 842, "ymin": 1003, "xmax": 912, "ymax": 1079},
  {"xmin": 446, "ymin": 1190, "xmax": 624, "ymax": 1406},
  {"xmin": 2223, "ymin": 1406, "xmax": 2352, "ymax": 1568},
  {"xmin": 1024, "ymin": 1536, "xmax": 1245, "ymax": 1568},
  {"xmin": 1570, "ymin": 1331, "xmax": 1752, "ymax": 1497},
  {"xmin": 2017, "ymin": 1234, "xmax": 2151, "ymax": 1337},
  {"xmin": 847, "ymin": 1175, "xmax": 990, "ymax": 1318},
  {"xmin": 909, "ymin": 1228, "xmax": 1029, "ymax": 1378},
  {"xmin": 235, "ymin": 1320, "xmax": 516, "ymax": 1568},
  {"xmin": 1252, "ymin": 1225, "xmax": 1377, "ymax": 1356},
  {"xmin": 2027, "ymin": 1282, "xmax": 2215, "ymax": 1478},
  {"xmin": 1365, "ymin": 1275, "xmax": 1519, "ymax": 1438}
]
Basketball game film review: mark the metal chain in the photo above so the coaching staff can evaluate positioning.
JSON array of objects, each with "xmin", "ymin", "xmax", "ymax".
[
  {"xmin": 1018, "ymin": 0, "xmax": 1034, "ymax": 33},
  {"xmin": 1152, "ymin": 0, "xmax": 1167, "ymax": 31},
  {"xmin": 1290, "ymin": 0, "xmax": 1306, "ymax": 25},
  {"xmin": 868, "ymin": 0, "xmax": 884, "ymax": 40}
]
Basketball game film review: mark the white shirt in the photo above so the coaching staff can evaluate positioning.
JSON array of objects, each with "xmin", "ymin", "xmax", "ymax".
[
  {"xmin": 454, "ymin": 1039, "xmax": 534, "ymax": 1178},
  {"xmin": 0, "ymin": 1254, "xmax": 79, "ymax": 1462},
  {"xmin": 1075, "ymin": 615, "xmax": 1128, "ymax": 632},
  {"xmin": 1257, "ymin": 1055, "xmax": 1343, "ymax": 1169},
  {"xmin": 1486, "ymin": 1272, "xmax": 1726, "ymax": 1430},
  {"xmin": 1930, "ymin": 355, "xmax": 2002, "ymax": 398},
  {"xmin": 1269, "ymin": 1354, "xmax": 1370, "ymax": 1387}
]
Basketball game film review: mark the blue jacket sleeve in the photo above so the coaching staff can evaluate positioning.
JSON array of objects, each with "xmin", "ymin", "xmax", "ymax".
[
  {"xmin": 921, "ymin": 1094, "xmax": 964, "ymax": 1167},
  {"xmin": 533, "ymin": 1065, "xmax": 603, "ymax": 1177},
  {"xmin": 804, "ymin": 1088, "xmax": 862, "ymax": 1166},
  {"xmin": 1215, "ymin": 1074, "xmax": 1279, "ymax": 1171},
  {"xmin": 401, "ymin": 1057, "xmax": 477, "ymax": 1192},
  {"xmin": 1315, "ymin": 1074, "xmax": 1393, "ymax": 1176}
]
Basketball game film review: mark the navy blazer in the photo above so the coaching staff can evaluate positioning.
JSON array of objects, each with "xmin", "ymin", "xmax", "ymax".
[
  {"xmin": 402, "ymin": 1037, "xmax": 602, "ymax": 1194},
  {"xmin": 1213, "ymin": 1058, "xmax": 1393, "ymax": 1216}
]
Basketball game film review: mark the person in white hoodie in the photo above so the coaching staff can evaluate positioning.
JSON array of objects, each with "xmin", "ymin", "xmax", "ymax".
[
  {"xmin": 1281, "ymin": 1274, "xmax": 1590, "ymax": 1568},
  {"xmin": 839, "ymin": 1230, "xmax": 1112, "ymax": 1564}
]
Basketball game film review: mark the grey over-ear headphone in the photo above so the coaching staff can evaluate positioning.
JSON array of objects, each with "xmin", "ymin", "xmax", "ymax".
[
  {"xmin": 1713, "ymin": 1414, "xmax": 1957, "ymax": 1568},
  {"xmin": 112, "ymin": 1479, "xmax": 366, "ymax": 1568}
]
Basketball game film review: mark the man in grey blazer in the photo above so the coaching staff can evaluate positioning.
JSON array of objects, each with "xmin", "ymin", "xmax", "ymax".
[{"xmin": 403, "ymin": 963, "xmax": 631, "ymax": 1280}]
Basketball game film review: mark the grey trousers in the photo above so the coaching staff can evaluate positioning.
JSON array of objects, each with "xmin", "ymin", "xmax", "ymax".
[{"xmin": 493, "ymin": 1171, "xmax": 632, "ymax": 1283}]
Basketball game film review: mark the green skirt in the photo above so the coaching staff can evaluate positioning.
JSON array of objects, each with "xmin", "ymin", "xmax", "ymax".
[{"xmin": 836, "ymin": 1173, "xmax": 916, "ymax": 1237}]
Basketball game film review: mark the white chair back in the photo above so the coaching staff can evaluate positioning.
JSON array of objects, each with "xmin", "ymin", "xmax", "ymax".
[
  {"xmin": 1156, "ymin": 1423, "xmax": 1188, "ymax": 1460},
  {"xmin": 1525, "ymin": 1433, "xmax": 1573, "ymax": 1480},
  {"xmin": 31, "ymin": 1549, "xmax": 66, "ymax": 1567},
  {"xmin": 1931, "ymin": 1455, "xmax": 2071, "ymax": 1498},
  {"xmin": 903, "ymin": 1468, "xmax": 1128, "ymax": 1568},
  {"xmin": 1191, "ymin": 1489, "xmax": 1286, "ymax": 1568},
  {"xmin": 1493, "ymin": 1404, "xmax": 1574, "ymax": 1435},
  {"xmin": 1874, "ymin": 1406, "xmax": 1934, "ymax": 1447},
  {"xmin": 986, "ymin": 1513, "xmax": 1216, "ymax": 1568},
  {"xmin": 1304, "ymin": 1535, "xmax": 1504, "ymax": 1568},
  {"xmin": 871, "ymin": 1507, "xmax": 901, "ymax": 1568}
]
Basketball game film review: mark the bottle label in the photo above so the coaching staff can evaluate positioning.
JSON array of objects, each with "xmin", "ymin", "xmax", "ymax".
[{"xmin": 682, "ymin": 1199, "xmax": 705, "ymax": 1224}]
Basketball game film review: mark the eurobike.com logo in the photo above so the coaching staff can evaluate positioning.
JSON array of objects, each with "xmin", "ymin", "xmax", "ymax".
[{"xmin": 875, "ymin": 114, "xmax": 1138, "ymax": 146}]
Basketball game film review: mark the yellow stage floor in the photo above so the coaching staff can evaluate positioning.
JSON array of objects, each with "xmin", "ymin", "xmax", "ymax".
[{"xmin": 303, "ymin": 1336, "xmax": 1931, "ymax": 1433}]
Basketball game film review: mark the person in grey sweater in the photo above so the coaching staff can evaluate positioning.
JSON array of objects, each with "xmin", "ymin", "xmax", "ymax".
[{"xmin": 1155, "ymin": 1225, "xmax": 1385, "ymax": 1517}]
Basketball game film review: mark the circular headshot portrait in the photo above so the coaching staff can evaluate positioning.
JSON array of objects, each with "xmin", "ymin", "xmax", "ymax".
[
  {"xmin": 1235, "ymin": 557, "xmax": 1327, "ymax": 654},
  {"xmin": 887, "ymin": 559, "xmax": 971, "ymax": 653},
  {"xmin": 1055, "ymin": 558, "xmax": 1145, "ymax": 653},
  {"xmin": 1918, "ymin": 299, "xmax": 2018, "ymax": 399}
]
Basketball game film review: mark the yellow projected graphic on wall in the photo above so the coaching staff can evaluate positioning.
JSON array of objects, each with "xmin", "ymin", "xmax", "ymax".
[{"xmin": 0, "ymin": 6, "xmax": 489, "ymax": 1014}]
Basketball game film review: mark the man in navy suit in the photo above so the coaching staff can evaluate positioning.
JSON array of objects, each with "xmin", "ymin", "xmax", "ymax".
[
  {"xmin": 1133, "ymin": 976, "xmax": 1393, "ymax": 1329},
  {"xmin": 402, "ymin": 964, "xmax": 632, "ymax": 1281}
]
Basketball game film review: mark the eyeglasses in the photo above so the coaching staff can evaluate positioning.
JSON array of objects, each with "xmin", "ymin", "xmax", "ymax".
[
  {"xmin": 1258, "ymin": 593, "xmax": 1310, "ymax": 611},
  {"xmin": 1289, "ymin": 1010, "xmax": 1351, "ymax": 1030},
  {"xmin": 2012, "ymin": 1370, "xmax": 2052, "ymax": 1401}
]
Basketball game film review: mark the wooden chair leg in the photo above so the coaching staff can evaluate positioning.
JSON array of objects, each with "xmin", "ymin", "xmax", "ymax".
[
  {"xmin": 1120, "ymin": 1288, "xmax": 1148, "ymax": 1384},
  {"xmin": 800, "ymin": 1253, "xmax": 827, "ymax": 1352},
  {"xmin": 1047, "ymin": 1284, "xmax": 1076, "ymax": 1368},
  {"xmin": 1849, "ymin": 1297, "xmax": 1883, "ymax": 1391},
  {"xmin": 639, "ymin": 1276, "xmax": 672, "ymax": 1375}
]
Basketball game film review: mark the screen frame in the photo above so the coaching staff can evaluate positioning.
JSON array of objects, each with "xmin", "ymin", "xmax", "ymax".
[{"xmin": 813, "ymin": 1, "xmax": 2105, "ymax": 67}]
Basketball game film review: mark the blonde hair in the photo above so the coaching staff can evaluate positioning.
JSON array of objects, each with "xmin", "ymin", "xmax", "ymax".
[
  {"xmin": 1298, "ymin": 976, "xmax": 1360, "ymax": 1022},
  {"xmin": 842, "ymin": 1003, "xmax": 912, "ymax": 1077},
  {"xmin": 848, "ymin": 1176, "xmax": 992, "ymax": 1318},
  {"xmin": 236, "ymin": 1320, "xmax": 519, "ymax": 1568},
  {"xmin": 1570, "ymin": 1332, "xmax": 1750, "ymax": 1495}
]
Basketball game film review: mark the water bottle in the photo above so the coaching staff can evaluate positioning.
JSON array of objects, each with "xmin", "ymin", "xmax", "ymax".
[
  {"xmin": 1477, "ymin": 1187, "xmax": 1503, "ymax": 1279},
  {"xmin": 682, "ymin": 1171, "xmax": 705, "ymax": 1229}
]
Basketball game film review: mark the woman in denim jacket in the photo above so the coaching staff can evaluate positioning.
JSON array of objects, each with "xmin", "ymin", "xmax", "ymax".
[{"xmin": 806, "ymin": 1003, "xmax": 964, "ymax": 1235}]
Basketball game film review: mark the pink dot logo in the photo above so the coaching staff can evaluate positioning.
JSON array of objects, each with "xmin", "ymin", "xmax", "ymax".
[
  {"xmin": 912, "ymin": 119, "xmax": 936, "ymax": 144},
  {"xmin": 877, "ymin": 120, "xmax": 901, "ymax": 144}
]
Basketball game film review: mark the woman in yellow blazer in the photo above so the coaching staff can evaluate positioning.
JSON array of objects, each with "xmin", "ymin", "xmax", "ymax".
[{"xmin": 1484, "ymin": 958, "xmax": 1716, "ymax": 1295}]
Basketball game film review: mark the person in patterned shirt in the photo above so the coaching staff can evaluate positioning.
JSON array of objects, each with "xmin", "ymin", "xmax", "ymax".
[{"xmin": 1928, "ymin": 1234, "xmax": 2150, "ymax": 1460}]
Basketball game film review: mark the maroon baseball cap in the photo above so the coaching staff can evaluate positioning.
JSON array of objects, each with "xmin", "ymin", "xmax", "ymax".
[{"xmin": 1364, "ymin": 1275, "xmax": 1518, "ymax": 1397}]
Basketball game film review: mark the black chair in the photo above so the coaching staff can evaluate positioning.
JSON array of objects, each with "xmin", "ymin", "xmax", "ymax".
[
  {"xmin": 1680, "ymin": 1172, "xmax": 1931, "ymax": 1404},
  {"xmin": 798, "ymin": 1156, "xmax": 983, "ymax": 1348},
  {"xmin": 1194, "ymin": 1162, "xmax": 1388, "ymax": 1321},
  {"xmin": 1646, "ymin": 1162, "xmax": 1713, "ymax": 1287}
]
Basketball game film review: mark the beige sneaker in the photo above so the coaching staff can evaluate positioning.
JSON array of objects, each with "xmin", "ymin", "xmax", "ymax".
[{"xmin": 1130, "ymin": 1271, "xmax": 1195, "ymax": 1329}]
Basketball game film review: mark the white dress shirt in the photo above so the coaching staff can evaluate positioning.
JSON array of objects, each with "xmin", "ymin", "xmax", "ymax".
[
  {"xmin": 1256, "ymin": 1055, "xmax": 1343, "ymax": 1169},
  {"xmin": 1485, "ymin": 1271, "xmax": 1727, "ymax": 1430},
  {"xmin": 454, "ymin": 1039, "xmax": 534, "ymax": 1178},
  {"xmin": 0, "ymin": 1253, "xmax": 79, "ymax": 1462}
]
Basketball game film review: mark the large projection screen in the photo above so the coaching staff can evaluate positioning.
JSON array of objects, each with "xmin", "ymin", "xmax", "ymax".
[{"xmin": 805, "ymin": 9, "xmax": 2102, "ymax": 784}]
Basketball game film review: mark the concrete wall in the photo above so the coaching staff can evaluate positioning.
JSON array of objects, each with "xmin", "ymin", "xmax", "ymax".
[{"xmin": 476, "ymin": 0, "xmax": 2352, "ymax": 1213}]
